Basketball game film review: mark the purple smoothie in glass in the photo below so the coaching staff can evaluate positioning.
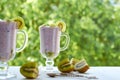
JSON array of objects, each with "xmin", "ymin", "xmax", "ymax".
[
  {"xmin": 40, "ymin": 26, "xmax": 61, "ymax": 59},
  {"xmin": 0, "ymin": 21, "xmax": 16, "ymax": 62}
]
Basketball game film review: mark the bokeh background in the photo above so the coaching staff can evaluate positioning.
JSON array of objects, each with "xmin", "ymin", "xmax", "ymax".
[{"xmin": 0, "ymin": 0, "xmax": 120, "ymax": 66}]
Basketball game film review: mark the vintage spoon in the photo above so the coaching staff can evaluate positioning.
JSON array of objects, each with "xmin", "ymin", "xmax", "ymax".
[
  {"xmin": 47, "ymin": 73, "xmax": 83, "ymax": 77},
  {"xmin": 47, "ymin": 73, "xmax": 98, "ymax": 79},
  {"xmin": 47, "ymin": 73, "xmax": 59, "ymax": 77}
]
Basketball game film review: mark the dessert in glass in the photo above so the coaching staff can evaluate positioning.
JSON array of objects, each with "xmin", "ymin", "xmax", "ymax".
[
  {"xmin": 39, "ymin": 21, "xmax": 70, "ymax": 71},
  {"xmin": 0, "ymin": 19, "xmax": 28, "ymax": 79}
]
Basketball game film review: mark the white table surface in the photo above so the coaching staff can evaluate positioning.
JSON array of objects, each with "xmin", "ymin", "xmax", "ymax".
[{"xmin": 7, "ymin": 66, "xmax": 120, "ymax": 80}]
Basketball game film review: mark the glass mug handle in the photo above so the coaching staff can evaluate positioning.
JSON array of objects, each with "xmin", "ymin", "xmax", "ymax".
[
  {"xmin": 60, "ymin": 33, "xmax": 70, "ymax": 51},
  {"xmin": 16, "ymin": 30, "xmax": 28, "ymax": 52}
]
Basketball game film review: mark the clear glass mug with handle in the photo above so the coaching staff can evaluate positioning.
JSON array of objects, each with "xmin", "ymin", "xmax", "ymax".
[
  {"xmin": 39, "ymin": 25, "xmax": 70, "ymax": 71},
  {"xmin": 0, "ymin": 20, "xmax": 28, "ymax": 79}
]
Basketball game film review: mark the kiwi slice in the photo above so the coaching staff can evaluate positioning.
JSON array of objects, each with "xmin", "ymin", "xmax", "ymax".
[
  {"xmin": 12, "ymin": 16, "xmax": 25, "ymax": 29},
  {"xmin": 56, "ymin": 21, "xmax": 66, "ymax": 32},
  {"xmin": 57, "ymin": 58, "xmax": 74, "ymax": 73},
  {"xmin": 20, "ymin": 62, "xmax": 39, "ymax": 79}
]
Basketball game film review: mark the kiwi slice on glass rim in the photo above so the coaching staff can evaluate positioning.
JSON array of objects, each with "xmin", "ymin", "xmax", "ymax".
[
  {"xmin": 56, "ymin": 21, "xmax": 66, "ymax": 32},
  {"xmin": 12, "ymin": 16, "xmax": 25, "ymax": 29}
]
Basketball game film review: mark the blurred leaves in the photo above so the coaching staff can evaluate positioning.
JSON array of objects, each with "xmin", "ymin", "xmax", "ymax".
[{"xmin": 0, "ymin": 0, "xmax": 120, "ymax": 66}]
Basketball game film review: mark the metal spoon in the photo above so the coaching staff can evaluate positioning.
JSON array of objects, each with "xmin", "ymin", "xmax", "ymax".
[
  {"xmin": 47, "ymin": 73, "xmax": 83, "ymax": 77},
  {"xmin": 47, "ymin": 73, "xmax": 59, "ymax": 77},
  {"xmin": 47, "ymin": 73, "xmax": 98, "ymax": 79}
]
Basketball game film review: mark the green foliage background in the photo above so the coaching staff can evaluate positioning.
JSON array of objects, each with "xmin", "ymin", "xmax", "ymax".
[{"xmin": 0, "ymin": 0, "xmax": 120, "ymax": 66}]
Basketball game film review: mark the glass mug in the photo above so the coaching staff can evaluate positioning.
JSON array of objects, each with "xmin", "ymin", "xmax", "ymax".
[
  {"xmin": 0, "ymin": 20, "xmax": 28, "ymax": 79},
  {"xmin": 39, "ymin": 25, "xmax": 70, "ymax": 71}
]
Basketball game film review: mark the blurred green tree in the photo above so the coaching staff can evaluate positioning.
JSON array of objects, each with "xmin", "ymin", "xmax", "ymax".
[{"xmin": 0, "ymin": 0, "xmax": 120, "ymax": 66}]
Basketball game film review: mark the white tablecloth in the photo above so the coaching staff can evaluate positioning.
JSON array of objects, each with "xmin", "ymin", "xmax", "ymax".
[{"xmin": 8, "ymin": 66, "xmax": 120, "ymax": 80}]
